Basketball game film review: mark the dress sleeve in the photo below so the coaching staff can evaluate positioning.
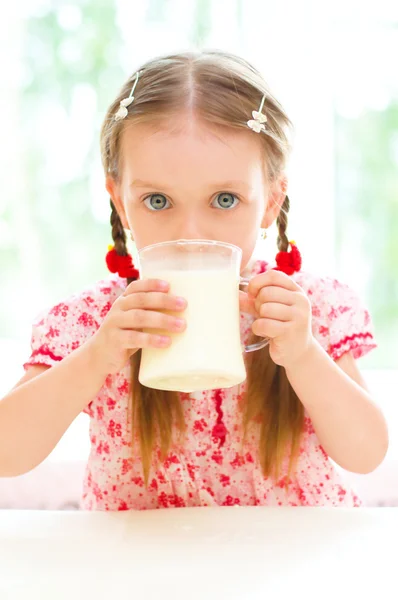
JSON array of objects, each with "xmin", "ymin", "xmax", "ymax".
[
  {"xmin": 311, "ymin": 277, "xmax": 377, "ymax": 362},
  {"xmin": 23, "ymin": 292, "xmax": 102, "ymax": 417}
]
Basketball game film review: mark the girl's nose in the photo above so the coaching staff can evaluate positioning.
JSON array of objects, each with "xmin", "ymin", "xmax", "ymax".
[{"xmin": 178, "ymin": 216, "xmax": 205, "ymax": 240}]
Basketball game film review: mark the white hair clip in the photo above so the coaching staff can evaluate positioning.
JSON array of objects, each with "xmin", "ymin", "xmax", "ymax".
[
  {"xmin": 114, "ymin": 71, "xmax": 141, "ymax": 121},
  {"xmin": 247, "ymin": 94, "xmax": 267, "ymax": 133}
]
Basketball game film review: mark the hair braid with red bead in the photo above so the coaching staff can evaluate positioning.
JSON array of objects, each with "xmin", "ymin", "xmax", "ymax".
[
  {"xmin": 274, "ymin": 195, "xmax": 302, "ymax": 275},
  {"xmin": 106, "ymin": 200, "xmax": 139, "ymax": 280}
]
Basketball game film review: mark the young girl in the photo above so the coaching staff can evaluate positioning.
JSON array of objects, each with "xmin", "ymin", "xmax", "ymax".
[{"xmin": 0, "ymin": 50, "xmax": 388, "ymax": 510}]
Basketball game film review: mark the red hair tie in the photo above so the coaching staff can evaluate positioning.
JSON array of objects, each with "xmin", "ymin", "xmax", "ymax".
[
  {"xmin": 106, "ymin": 245, "xmax": 140, "ymax": 280},
  {"xmin": 273, "ymin": 241, "xmax": 302, "ymax": 276}
]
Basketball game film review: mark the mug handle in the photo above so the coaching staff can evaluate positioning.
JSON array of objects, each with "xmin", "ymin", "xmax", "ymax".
[{"xmin": 240, "ymin": 277, "xmax": 270, "ymax": 353}]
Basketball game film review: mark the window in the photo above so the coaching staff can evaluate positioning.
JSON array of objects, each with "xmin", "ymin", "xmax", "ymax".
[{"xmin": 1, "ymin": 1, "xmax": 396, "ymax": 464}]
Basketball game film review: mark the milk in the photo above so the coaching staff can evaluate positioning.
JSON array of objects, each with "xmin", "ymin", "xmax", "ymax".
[{"xmin": 138, "ymin": 268, "xmax": 246, "ymax": 392}]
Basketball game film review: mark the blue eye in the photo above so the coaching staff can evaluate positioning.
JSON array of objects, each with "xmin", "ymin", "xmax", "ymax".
[
  {"xmin": 212, "ymin": 193, "xmax": 239, "ymax": 210},
  {"xmin": 144, "ymin": 194, "xmax": 170, "ymax": 211}
]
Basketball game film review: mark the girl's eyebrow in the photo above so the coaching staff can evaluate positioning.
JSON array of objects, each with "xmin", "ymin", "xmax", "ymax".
[
  {"xmin": 130, "ymin": 179, "xmax": 171, "ymax": 190},
  {"xmin": 129, "ymin": 179, "xmax": 251, "ymax": 190}
]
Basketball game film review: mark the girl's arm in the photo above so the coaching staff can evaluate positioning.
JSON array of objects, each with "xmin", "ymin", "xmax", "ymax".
[
  {"xmin": 285, "ymin": 341, "xmax": 388, "ymax": 474},
  {"xmin": 0, "ymin": 340, "xmax": 106, "ymax": 477},
  {"xmin": 245, "ymin": 269, "xmax": 388, "ymax": 475},
  {"xmin": 0, "ymin": 277, "xmax": 186, "ymax": 477}
]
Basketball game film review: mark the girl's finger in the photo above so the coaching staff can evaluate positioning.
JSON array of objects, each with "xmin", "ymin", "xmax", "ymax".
[
  {"xmin": 123, "ymin": 330, "xmax": 171, "ymax": 350},
  {"xmin": 256, "ymin": 285, "xmax": 295, "ymax": 307},
  {"xmin": 119, "ymin": 291, "xmax": 186, "ymax": 312},
  {"xmin": 121, "ymin": 309, "xmax": 186, "ymax": 333},
  {"xmin": 122, "ymin": 278, "xmax": 169, "ymax": 296},
  {"xmin": 257, "ymin": 302, "xmax": 292, "ymax": 322},
  {"xmin": 248, "ymin": 270, "xmax": 300, "ymax": 298},
  {"xmin": 252, "ymin": 318, "xmax": 286, "ymax": 339}
]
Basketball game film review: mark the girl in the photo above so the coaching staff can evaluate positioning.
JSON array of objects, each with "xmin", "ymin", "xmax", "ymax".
[{"xmin": 0, "ymin": 51, "xmax": 388, "ymax": 509}]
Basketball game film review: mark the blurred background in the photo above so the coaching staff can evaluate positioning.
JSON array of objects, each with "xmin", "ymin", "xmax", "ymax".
[{"xmin": 0, "ymin": 0, "xmax": 397, "ymax": 508}]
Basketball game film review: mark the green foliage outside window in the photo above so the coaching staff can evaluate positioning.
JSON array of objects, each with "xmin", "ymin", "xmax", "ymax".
[{"xmin": 0, "ymin": 1, "xmax": 396, "ymax": 370}]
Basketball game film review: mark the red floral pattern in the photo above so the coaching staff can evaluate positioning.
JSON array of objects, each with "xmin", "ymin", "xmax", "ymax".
[{"xmin": 23, "ymin": 258, "xmax": 376, "ymax": 510}]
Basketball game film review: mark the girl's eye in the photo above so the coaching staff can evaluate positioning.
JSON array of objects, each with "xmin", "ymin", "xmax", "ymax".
[
  {"xmin": 143, "ymin": 194, "xmax": 170, "ymax": 211},
  {"xmin": 212, "ymin": 193, "xmax": 239, "ymax": 210}
]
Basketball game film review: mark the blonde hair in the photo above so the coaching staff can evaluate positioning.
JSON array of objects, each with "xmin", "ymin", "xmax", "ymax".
[{"xmin": 100, "ymin": 50, "xmax": 304, "ymax": 488}]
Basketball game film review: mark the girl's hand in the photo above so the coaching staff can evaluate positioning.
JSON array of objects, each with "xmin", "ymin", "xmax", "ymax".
[
  {"xmin": 239, "ymin": 270, "xmax": 315, "ymax": 369},
  {"xmin": 88, "ymin": 279, "xmax": 186, "ymax": 375}
]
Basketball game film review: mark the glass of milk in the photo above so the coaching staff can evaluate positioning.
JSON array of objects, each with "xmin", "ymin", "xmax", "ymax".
[{"xmin": 138, "ymin": 239, "xmax": 269, "ymax": 393}]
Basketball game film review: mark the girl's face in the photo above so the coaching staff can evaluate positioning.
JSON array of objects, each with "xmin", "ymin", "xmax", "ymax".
[{"xmin": 107, "ymin": 117, "xmax": 283, "ymax": 271}]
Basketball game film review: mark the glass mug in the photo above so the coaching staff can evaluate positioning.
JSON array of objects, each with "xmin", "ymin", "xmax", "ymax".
[{"xmin": 138, "ymin": 239, "xmax": 269, "ymax": 393}]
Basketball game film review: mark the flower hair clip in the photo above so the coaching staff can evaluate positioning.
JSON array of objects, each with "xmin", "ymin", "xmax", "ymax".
[
  {"xmin": 247, "ymin": 94, "xmax": 267, "ymax": 133},
  {"xmin": 114, "ymin": 71, "xmax": 141, "ymax": 121}
]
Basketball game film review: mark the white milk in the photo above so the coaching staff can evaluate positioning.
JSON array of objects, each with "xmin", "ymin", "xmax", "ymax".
[{"xmin": 138, "ymin": 268, "xmax": 246, "ymax": 392}]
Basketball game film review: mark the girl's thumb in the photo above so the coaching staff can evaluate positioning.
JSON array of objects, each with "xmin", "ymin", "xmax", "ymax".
[{"xmin": 239, "ymin": 290, "xmax": 257, "ymax": 317}]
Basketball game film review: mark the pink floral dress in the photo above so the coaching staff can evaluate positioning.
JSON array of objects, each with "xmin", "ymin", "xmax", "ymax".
[{"xmin": 23, "ymin": 258, "xmax": 376, "ymax": 510}]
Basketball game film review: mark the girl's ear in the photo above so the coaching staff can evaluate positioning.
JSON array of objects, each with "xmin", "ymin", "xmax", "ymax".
[
  {"xmin": 261, "ymin": 174, "xmax": 288, "ymax": 229},
  {"xmin": 105, "ymin": 176, "xmax": 129, "ymax": 229}
]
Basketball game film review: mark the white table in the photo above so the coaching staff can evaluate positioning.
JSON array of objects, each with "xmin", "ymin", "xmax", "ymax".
[{"xmin": 0, "ymin": 507, "xmax": 396, "ymax": 600}]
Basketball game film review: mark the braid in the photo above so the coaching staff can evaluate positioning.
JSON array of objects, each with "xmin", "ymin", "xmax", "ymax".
[
  {"xmin": 110, "ymin": 199, "xmax": 129, "ymax": 257},
  {"xmin": 276, "ymin": 194, "xmax": 290, "ymax": 252},
  {"xmin": 109, "ymin": 199, "xmax": 137, "ymax": 285}
]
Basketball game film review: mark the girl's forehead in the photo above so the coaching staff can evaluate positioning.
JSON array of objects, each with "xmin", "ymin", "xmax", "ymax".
[{"xmin": 120, "ymin": 117, "xmax": 267, "ymax": 183}]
